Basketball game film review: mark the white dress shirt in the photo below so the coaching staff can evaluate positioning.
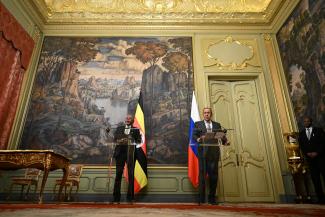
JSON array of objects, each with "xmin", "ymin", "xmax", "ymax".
[
  {"xmin": 204, "ymin": 120, "xmax": 212, "ymax": 132},
  {"xmin": 124, "ymin": 125, "xmax": 131, "ymax": 135},
  {"xmin": 306, "ymin": 127, "xmax": 313, "ymax": 140}
]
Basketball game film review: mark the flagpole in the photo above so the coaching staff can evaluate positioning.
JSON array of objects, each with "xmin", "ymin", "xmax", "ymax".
[
  {"xmin": 105, "ymin": 128, "xmax": 115, "ymax": 198},
  {"xmin": 219, "ymin": 143, "xmax": 225, "ymax": 203},
  {"xmin": 107, "ymin": 145, "xmax": 115, "ymax": 195},
  {"xmin": 132, "ymin": 91, "xmax": 148, "ymax": 193},
  {"xmin": 126, "ymin": 133, "xmax": 136, "ymax": 202}
]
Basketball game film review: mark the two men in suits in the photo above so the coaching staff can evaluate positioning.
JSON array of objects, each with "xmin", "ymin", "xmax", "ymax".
[
  {"xmin": 193, "ymin": 107, "xmax": 228, "ymax": 205},
  {"xmin": 112, "ymin": 114, "xmax": 141, "ymax": 204},
  {"xmin": 298, "ymin": 116, "xmax": 325, "ymax": 204}
]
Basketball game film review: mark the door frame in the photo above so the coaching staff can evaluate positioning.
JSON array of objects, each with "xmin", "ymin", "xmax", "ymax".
[{"xmin": 202, "ymin": 72, "xmax": 284, "ymax": 203}]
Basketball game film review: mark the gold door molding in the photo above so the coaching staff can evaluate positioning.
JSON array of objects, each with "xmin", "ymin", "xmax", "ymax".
[
  {"xmin": 209, "ymin": 79, "xmax": 275, "ymax": 202},
  {"xmin": 209, "ymin": 80, "xmax": 244, "ymax": 201}
]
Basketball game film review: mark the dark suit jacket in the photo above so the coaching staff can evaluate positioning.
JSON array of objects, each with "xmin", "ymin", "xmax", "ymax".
[
  {"xmin": 298, "ymin": 127, "xmax": 325, "ymax": 161},
  {"xmin": 113, "ymin": 125, "xmax": 141, "ymax": 159},
  {"xmin": 193, "ymin": 120, "xmax": 222, "ymax": 160}
]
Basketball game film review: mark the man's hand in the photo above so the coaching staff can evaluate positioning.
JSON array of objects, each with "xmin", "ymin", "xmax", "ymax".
[
  {"xmin": 215, "ymin": 132, "xmax": 230, "ymax": 145},
  {"xmin": 215, "ymin": 132, "xmax": 225, "ymax": 140},
  {"xmin": 117, "ymin": 138, "xmax": 128, "ymax": 144},
  {"xmin": 197, "ymin": 135, "xmax": 205, "ymax": 143},
  {"xmin": 307, "ymin": 152, "xmax": 318, "ymax": 158}
]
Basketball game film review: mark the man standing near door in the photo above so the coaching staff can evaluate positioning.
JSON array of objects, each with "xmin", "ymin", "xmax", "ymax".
[
  {"xmin": 298, "ymin": 116, "xmax": 325, "ymax": 204},
  {"xmin": 193, "ymin": 107, "xmax": 228, "ymax": 205}
]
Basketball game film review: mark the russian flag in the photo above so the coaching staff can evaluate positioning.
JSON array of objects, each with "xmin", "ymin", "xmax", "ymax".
[{"xmin": 188, "ymin": 91, "xmax": 200, "ymax": 188}]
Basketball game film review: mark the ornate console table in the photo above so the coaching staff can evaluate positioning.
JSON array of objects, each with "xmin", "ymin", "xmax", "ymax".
[{"xmin": 0, "ymin": 150, "xmax": 70, "ymax": 203}]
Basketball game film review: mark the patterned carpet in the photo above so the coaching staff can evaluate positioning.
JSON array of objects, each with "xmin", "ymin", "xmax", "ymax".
[{"xmin": 0, "ymin": 203, "xmax": 324, "ymax": 217}]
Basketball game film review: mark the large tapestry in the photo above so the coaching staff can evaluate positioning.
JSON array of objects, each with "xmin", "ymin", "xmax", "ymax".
[
  {"xmin": 19, "ymin": 36, "xmax": 194, "ymax": 165},
  {"xmin": 277, "ymin": 0, "xmax": 325, "ymax": 129}
]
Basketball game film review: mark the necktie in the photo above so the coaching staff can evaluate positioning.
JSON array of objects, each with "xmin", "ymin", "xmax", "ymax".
[
  {"xmin": 124, "ymin": 125, "xmax": 131, "ymax": 135},
  {"xmin": 306, "ymin": 128, "xmax": 311, "ymax": 140},
  {"xmin": 206, "ymin": 122, "xmax": 212, "ymax": 132}
]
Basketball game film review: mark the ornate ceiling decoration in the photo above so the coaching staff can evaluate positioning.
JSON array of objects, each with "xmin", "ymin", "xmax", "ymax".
[{"xmin": 31, "ymin": 0, "xmax": 286, "ymax": 25}]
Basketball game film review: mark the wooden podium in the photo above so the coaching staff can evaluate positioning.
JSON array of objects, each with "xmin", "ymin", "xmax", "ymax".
[{"xmin": 197, "ymin": 130, "xmax": 229, "ymax": 204}]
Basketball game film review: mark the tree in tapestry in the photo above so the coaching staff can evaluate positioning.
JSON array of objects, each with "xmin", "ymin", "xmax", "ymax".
[
  {"xmin": 20, "ymin": 36, "xmax": 194, "ymax": 165},
  {"xmin": 277, "ymin": 0, "xmax": 325, "ymax": 128}
]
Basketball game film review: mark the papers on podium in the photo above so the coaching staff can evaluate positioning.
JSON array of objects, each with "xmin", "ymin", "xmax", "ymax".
[
  {"xmin": 201, "ymin": 132, "xmax": 221, "ymax": 147},
  {"xmin": 202, "ymin": 132, "xmax": 217, "ymax": 144},
  {"xmin": 201, "ymin": 131, "xmax": 227, "ymax": 146}
]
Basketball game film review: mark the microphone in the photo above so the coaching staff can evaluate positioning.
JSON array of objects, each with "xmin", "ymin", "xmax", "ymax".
[
  {"xmin": 104, "ymin": 124, "xmax": 120, "ymax": 133},
  {"xmin": 219, "ymin": 126, "xmax": 235, "ymax": 133},
  {"xmin": 224, "ymin": 128, "xmax": 235, "ymax": 131},
  {"xmin": 213, "ymin": 129, "xmax": 227, "ymax": 133}
]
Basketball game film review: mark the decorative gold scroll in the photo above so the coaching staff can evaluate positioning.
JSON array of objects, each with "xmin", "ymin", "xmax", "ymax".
[
  {"xmin": 31, "ymin": 0, "xmax": 284, "ymax": 25},
  {"xmin": 202, "ymin": 36, "xmax": 261, "ymax": 70}
]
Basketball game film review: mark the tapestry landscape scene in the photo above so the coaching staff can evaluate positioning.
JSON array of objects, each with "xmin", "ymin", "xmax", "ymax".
[
  {"xmin": 20, "ymin": 36, "xmax": 194, "ymax": 165},
  {"xmin": 277, "ymin": 0, "xmax": 325, "ymax": 128}
]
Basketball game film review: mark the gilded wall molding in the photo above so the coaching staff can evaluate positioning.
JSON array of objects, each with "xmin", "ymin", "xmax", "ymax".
[
  {"xmin": 32, "ymin": 24, "xmax": 41, "ymax": 42},
  {"xmin": 30, "ymin": 0, "xmax": 286, "ymax": 25},
  {"xmin": 202, "ymin": 36, "xmax": 261, "ymax": 70},
  {"xmin": 263, "ymin": 33, "xmax": 272, "ymax": 41},
  {"xmin": 262, "ymin": 34, "xmax": 292, "ymax": 133},
  {"xmin": 43, "ymin": 0, "xmax": 272, "ymax": 14}
]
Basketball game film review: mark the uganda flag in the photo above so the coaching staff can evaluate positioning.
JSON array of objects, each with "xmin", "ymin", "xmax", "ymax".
[{"xmin": 132, "ymin": 92, "xmax": 148, "ymax": 192}]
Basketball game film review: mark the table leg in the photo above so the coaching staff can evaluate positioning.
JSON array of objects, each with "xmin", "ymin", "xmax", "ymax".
[
  {"xmin": 39, "ymin": 169, "xmax": 49, "ymax": 204},
  {"xmin": 58, "ymin": 165, "xmax": 69, "ymax": 201}
]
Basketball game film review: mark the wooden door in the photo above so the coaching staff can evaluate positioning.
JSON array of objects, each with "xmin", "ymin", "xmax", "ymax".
[{"xmin": 209, "ymin": 80, "xmax": 275, "ymax": 202}]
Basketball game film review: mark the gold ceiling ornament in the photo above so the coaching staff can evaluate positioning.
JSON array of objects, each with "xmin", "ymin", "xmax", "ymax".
[
  {"xmin": 142, "ymin": 0, "xmax": 180, "ymax": 12},
  {"xmin": 263, "ymin": 33, "xmax": 272, "ymax": 41},
  {"xmin": 31, "ymin": 0, "xmax": 285, "ymax": 25},
  {"xmin": 204, "ymin": 36, "xmax": 255, "ymax": 70},
  {"xmin": 32, "ymin": 24, "xmax": 41, "ymax": 42},
  {"xmin": 42, "ymin": 0, "xmax": 271, "ymax": 13}
]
